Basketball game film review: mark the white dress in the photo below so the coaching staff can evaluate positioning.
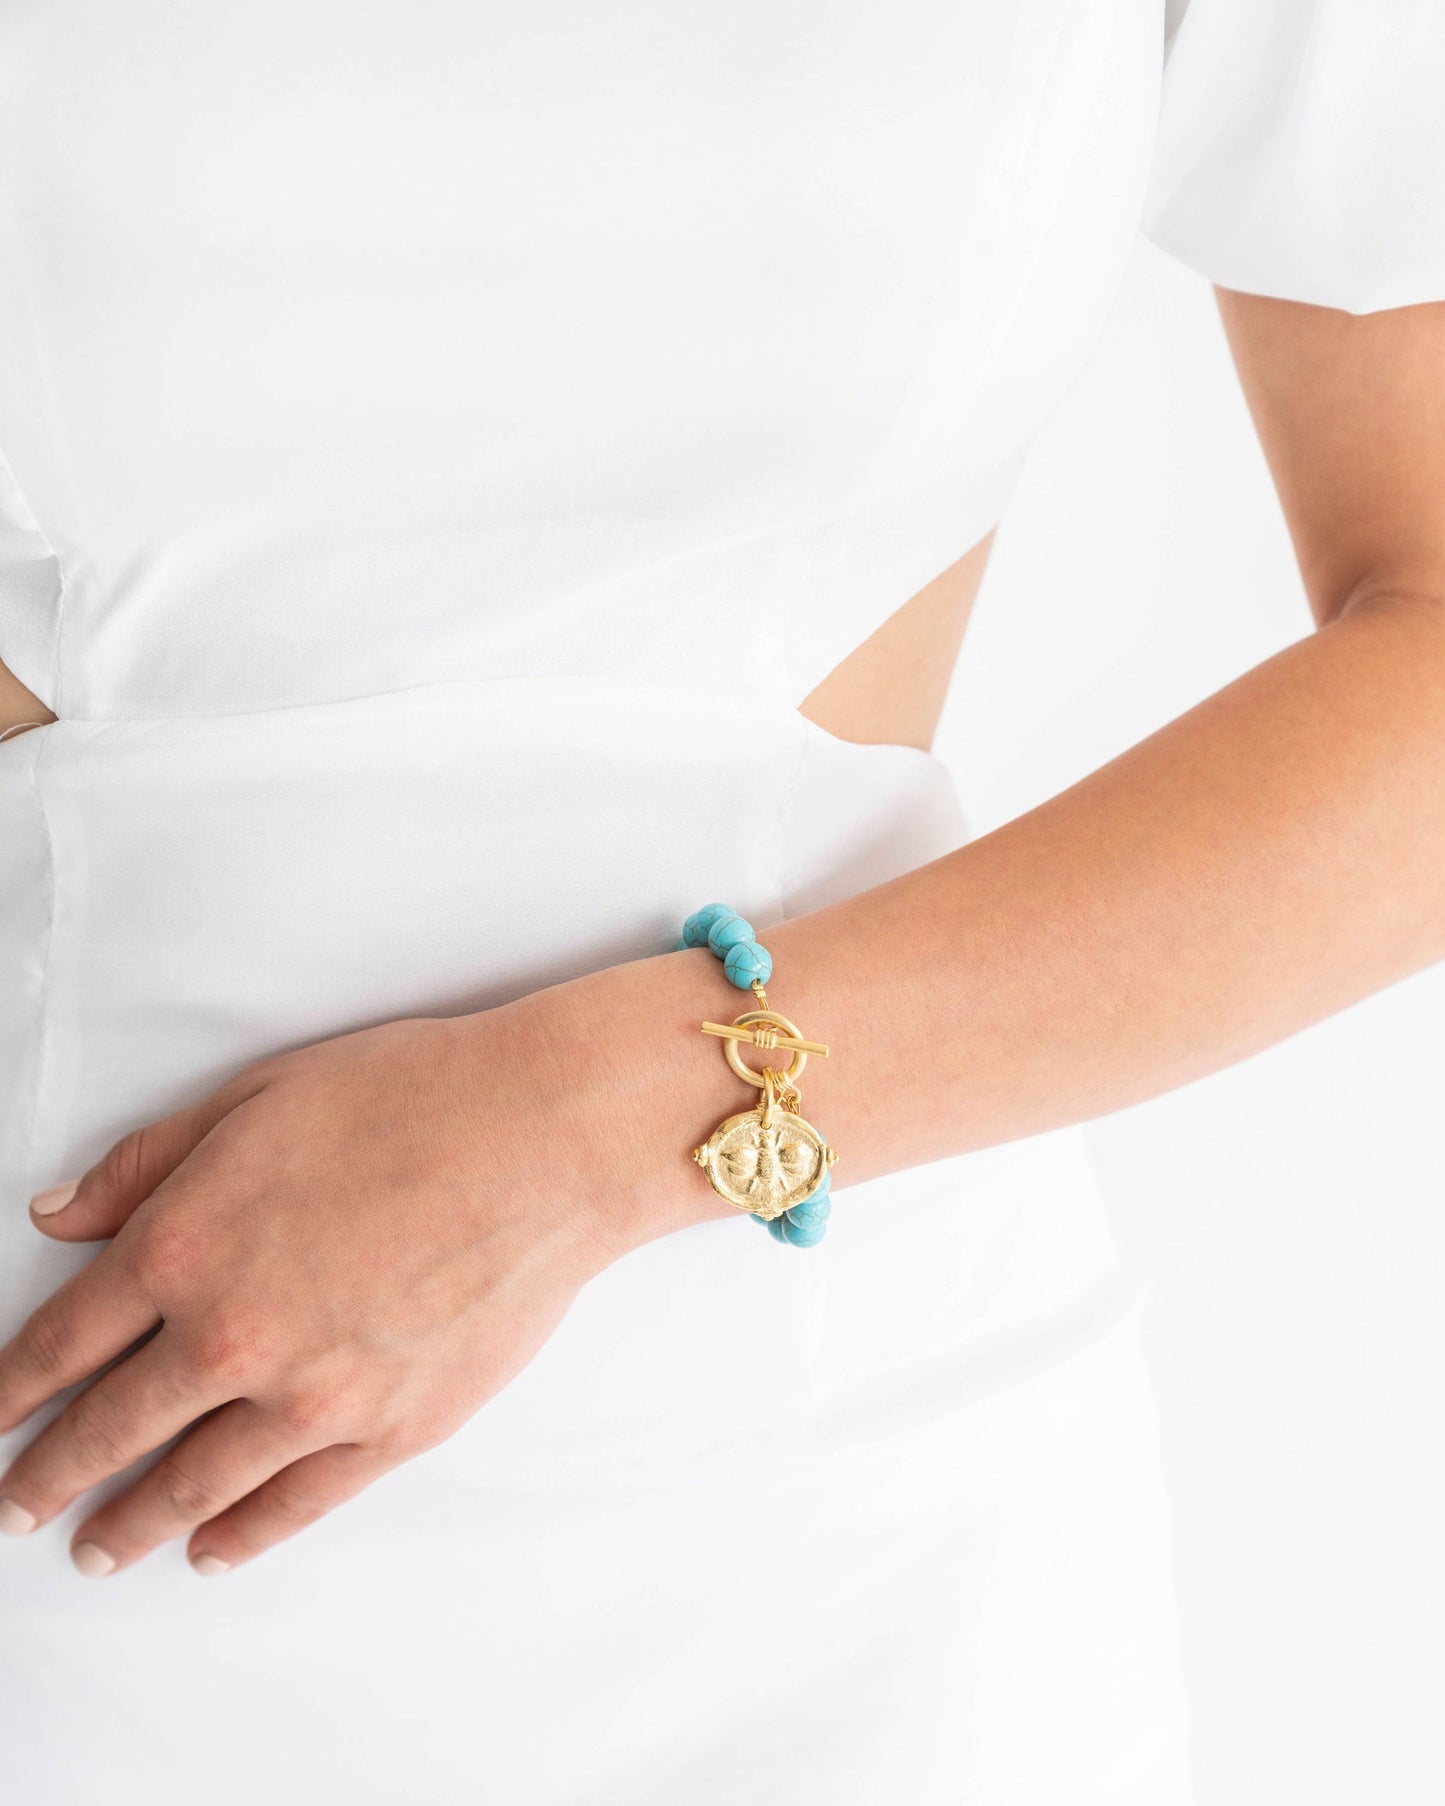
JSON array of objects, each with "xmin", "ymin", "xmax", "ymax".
[{"xmin": 0, "ymin": 5, "xmax": 1440, "ymax": 1802}]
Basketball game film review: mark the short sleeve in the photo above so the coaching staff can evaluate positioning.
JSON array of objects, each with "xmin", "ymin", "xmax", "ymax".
[{"xmin": 1142, "ymin": 0, "xmax": 1445, "ymax": 313}]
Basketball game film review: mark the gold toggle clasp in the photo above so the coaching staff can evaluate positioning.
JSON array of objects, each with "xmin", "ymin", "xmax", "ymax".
[{"xmin": 699, "ymin": 1009, "xmax": 827, "ymax": 1087}]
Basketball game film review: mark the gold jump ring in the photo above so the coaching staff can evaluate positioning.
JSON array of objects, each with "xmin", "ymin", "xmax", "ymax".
[{"xmin": 723, "ymin": 1009, "xmax": 809, "ymax": 1088}]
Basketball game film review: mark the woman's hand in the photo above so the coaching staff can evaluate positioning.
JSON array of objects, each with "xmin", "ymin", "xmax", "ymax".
[{"xmin": 0, "ymin": 953, "xmax": 736, "ymax": 1577}]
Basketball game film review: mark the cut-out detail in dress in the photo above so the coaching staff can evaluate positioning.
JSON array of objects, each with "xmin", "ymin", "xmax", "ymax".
[
  {"xmin": 0, "ymin": 656, "xmax": 58, "ymax": 738},
  {"xmin": 796, "ymin": 534, "xmax": 994, "ymax": 754}
]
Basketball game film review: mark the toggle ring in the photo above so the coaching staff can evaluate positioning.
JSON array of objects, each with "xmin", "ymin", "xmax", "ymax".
[{"xmin": 722, "ymin": 1009, "xmax": 809, "ymax": 1088}]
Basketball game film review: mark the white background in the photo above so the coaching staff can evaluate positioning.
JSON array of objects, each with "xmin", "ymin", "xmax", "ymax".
[{"xmin": 933, "ymin": 240, "xmax": 1445, "ymax": 1806}]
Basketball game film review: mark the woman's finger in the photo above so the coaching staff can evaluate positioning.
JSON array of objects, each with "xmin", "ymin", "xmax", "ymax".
[
  {"xmin": 29, "ymin": 1070, "xmax": 270, "ymax": 1244},
  {"xmin": 0, "ymin": 1328, "xmax": 223, "ymax": 1533},
  {"xmin": 187, "ymin": 1442, "xmax": 398, "ymax": 1573},
  {"xmin": 65, "ymin": 1399, "xmax": 320, "ymax": 1576},
  {"xmin": 0, "ymin": 1245, "xmax": 158, "ymax": 1436}
]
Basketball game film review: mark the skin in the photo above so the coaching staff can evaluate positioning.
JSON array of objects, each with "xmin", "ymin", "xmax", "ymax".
[
  {"xmin": 0, "ymin": 655, "xmax": 57, "ymax": 736},
  {"xmin": 1, "ymin": 288, "xmax": 1443, "ymax": 1578}
]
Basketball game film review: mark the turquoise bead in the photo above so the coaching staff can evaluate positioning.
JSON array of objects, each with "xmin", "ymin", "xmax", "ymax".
[
  {"xmin": 674, "ymin": 936, "xmax": 691, "ymax": 952},
  {"xmin": 780, "ymin": 1214, "xmax": 827, "ymax": 1248},
  {"xmin": 766, "ymin": 1215, "xmax": 789, "ymax": 1242},
  {"xmin": 682, "ymin": 903, "xmax": 735, "ymax": 949},
  {"xmin": 785, "ymin": 1190, "xmax": 832, "ymax": 1230},
  {"xmin": 723, "ymin": 940, "xmax": 772, "ymax": 989},
  {"xmin": 706, "ymin": 912, "xmax": 755, "ymax": 956}
]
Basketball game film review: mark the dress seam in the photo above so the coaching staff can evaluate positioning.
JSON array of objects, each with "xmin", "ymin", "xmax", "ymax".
[{"xmin": 17, "ymin": 729, "xmax": 60, "ymax": 1196}]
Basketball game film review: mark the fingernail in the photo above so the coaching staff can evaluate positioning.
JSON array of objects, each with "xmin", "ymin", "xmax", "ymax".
[
  {"xmin": 0, "ymin": 1498, "xmax": 37, "ymax": 1536},
  {"xmin": 30, "ymin": 1179, "xmax": 80, "ymax": 1217},
  {"xmin": 190, "ymin": 1552, "xmax": 231, "ymax": 1578},
  {"xmin": 71, "ymin": 1540, "xmax": 116, "ymax": 1578}
]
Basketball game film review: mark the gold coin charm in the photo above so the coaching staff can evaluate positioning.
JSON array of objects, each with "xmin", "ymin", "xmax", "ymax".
[{"xmin": 692, "ymin": 1068, "xmax": 838, "ymax": 1220}]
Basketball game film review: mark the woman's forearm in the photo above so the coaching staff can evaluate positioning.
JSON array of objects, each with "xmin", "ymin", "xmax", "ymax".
[
  {"xmin": 593, "ymin": 588, "xmax": 1445, "ymax": 1236},
  {"xmin": 11, "ymin": 592, "xmax": 1440, "ymax": 1569}
]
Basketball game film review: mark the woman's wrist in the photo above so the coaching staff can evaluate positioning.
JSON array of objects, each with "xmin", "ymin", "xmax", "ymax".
[
  {"xmin": 468, "ymin": 949, "xmax": 750, "ymax": 1263},
  {"xmin": 457, "ymin": 893, "xmax": 916, "ymax": 1268}
]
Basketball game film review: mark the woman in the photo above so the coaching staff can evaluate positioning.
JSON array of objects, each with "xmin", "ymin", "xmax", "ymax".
[{"xmin": 1, "ymin": 2, "xmax": 1441, "ymax": 1800}]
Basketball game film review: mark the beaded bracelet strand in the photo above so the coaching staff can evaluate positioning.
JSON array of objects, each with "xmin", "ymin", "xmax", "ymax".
[{"xmin": 675, "ymin": 903, "xmax": 837, "ymax": 1248}]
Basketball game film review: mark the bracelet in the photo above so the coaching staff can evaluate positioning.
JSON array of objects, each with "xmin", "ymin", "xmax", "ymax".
[{"xmin": 674, "ymin": 903, "xmax": 837, "ymax": 1248}]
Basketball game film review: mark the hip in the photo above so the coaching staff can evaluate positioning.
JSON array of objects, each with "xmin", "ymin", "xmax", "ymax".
[{"xmin": 0, "ymin": 677, "xmax": 1133, "ymax": 1476}]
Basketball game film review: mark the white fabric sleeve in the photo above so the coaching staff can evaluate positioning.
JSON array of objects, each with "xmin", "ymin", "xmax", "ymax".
[{"xmin": 1142, "ymin": 0, "xmax": 1445, "ymax": 313}]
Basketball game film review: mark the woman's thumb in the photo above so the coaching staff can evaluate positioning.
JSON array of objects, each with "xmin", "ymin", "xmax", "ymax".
[{"xmin": 28, "ymin": 1098, "xmax": 231, "ymax": 1242}]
